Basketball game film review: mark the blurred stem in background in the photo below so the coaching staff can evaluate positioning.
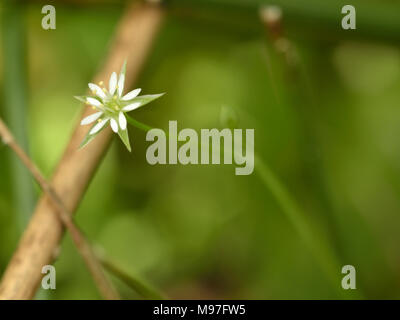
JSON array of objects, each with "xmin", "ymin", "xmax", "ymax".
[
  {"xmin": 259, "ymin": 4, "xmax": 400, "ymax": 297},
  {"xmin": 169, "ymin": 0, "xmax": 400, "ymax": 43},
  {"xmin": 96, "ymin": 249, "xmax": 166, "ymax": 300},
  {"xmin": 2, "ymin": 0, "xmax": 36, "ymax": 231},
  {"xmin": 128, "ymin": 112, "xmax": 351, "ymax": 296},
  {"xmin": 254, "ymin": 155, "xmax": 347, "ymax": 297},
  {"xmin": 258, "ymin": 6, "xmax": 359, "ymax": 297}
]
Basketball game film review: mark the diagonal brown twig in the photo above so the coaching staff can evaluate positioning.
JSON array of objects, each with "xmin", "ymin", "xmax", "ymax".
[
  {"xmin": 0, "ymin": 2, "xmax": 165, "ymax": 299},
  {"xmin": 0, "ymin": 118, "xmax": 166, "ymax": 300},
  {"xmin": 0, "ymin": 119, "xmax": 120, "ymax": 300}
]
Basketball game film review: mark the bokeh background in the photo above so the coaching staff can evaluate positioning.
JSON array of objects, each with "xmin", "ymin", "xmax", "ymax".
[{"xmin": 1, "ymin": 0, "xmax": 400, "ymax": 299}]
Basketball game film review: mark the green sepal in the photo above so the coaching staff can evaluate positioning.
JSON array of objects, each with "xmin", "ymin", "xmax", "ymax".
[
  {"xmin": 79, "ymin": 121, "xmax": 108, "ymax": 149},
  {"xmin": 117, "ymin": 127, "xmax": 131, "ymax": 152},
  {"xmin": 121, "ymin": 93, "xmax": 165, "ymax": 110}
]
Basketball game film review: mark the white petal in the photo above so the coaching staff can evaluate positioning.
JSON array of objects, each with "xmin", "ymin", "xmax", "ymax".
[
  {"xmin": 109, "ymin": 72, "xmax": 117, "ymax": 95},
  {"xmin": 122, "ymin": 102, "xmax": 141, "ymax": 112},
  {"xmin": 88, "ymin": 83, "xmax": 106, "ymax": 99},
  {"xmin": 110, "ymin": 118, "xmax": 119, "ymax": 133},
  {"xmin": 117, "ymin": 74, "xmax": 125, "ymax": 97},
  {"xmin": 80, "ymin": 112, "xmax": 103, "ymax": 125},
  {"xmin": 122, "ymin": 88, "xmax": 141, "ymax": 101},
  {"xmin": 118, "ymin": 112, "xmax": 127, "ymax": 130},
  {"xmin": 89, "ymin": 118, "xmax": 108, "ymax": 135},
  {"xmin": 86, "ymin": 97, "xmax": 102, "ymax": 107}
]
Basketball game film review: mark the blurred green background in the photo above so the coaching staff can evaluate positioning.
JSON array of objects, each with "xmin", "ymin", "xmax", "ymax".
[{"xmin": 1, "ymin": 0, "xmax": 400, "ymax": 299}]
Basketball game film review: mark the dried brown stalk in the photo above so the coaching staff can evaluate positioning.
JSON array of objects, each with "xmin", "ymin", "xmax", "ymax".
[
  {"xmin": 0, "ymin": 118, "xmax": 119, "ymax": 300},
  {"xmin": 0, "ymin": 2, "xmax": 165, "ymax": 300}
]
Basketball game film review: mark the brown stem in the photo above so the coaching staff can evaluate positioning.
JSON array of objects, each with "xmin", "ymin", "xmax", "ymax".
[
  {"xmin": 259, "ymin": 5, "xmax": 299, "ymax": 67},
  {"xmin": 0, "ymin": 119, "xmax": 120, "ymax": 300},
  {"xmin": 0, "ymin": 2, "xmax": 165, "ymax": 300},
  {"xmin": 0, "ymin": 119, "xmax": 165, "ymax": 300}
]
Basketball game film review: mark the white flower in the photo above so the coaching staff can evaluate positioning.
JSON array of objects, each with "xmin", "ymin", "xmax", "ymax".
[
  {"xmin": 76, "ymin": 61, "xmax": 164, "ymax": 151},
  {"xmin": 81, "ymin": 73, "xmax": 143, "ymax": 134}
]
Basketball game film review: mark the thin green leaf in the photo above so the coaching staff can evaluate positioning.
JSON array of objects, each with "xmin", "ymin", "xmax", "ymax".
[
  {"xmin": 117, "ymin": 128, "xmax": 131, "ymax": 152},
  {"xmin": 121, "ymin": 93, "xmax": 165, "ymax": 109}
]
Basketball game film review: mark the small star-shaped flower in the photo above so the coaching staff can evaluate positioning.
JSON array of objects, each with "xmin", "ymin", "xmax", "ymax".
[{"xmin": 75, "ymin": 61, "xmax": 164, "ymax": 151}]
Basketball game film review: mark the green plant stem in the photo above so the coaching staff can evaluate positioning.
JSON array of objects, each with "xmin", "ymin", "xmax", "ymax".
[
  {"xmin": 2, "ymin": 0, "xmax": 36, "ymax": 231},
  {"xmin": 126, "ymin": 112, "xmax": 357, "ymax": 296},
  {"xmin": 125, "ymin": 114, "xmax": 170, "ymax": 138},
  {"xmin": 96, "ymin": 250, "xmax": 166, "ymax": 300},
  {"xmin": 126, "ymin": 115, "xmax": 154, "ymax": 132},
  {"xmin": 254, "ymin": 154, "xmax": 363, "ymax": 298},
  {"xmin": 125, "ymin": 115, "xmax": 348, "ymax": 294}
]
